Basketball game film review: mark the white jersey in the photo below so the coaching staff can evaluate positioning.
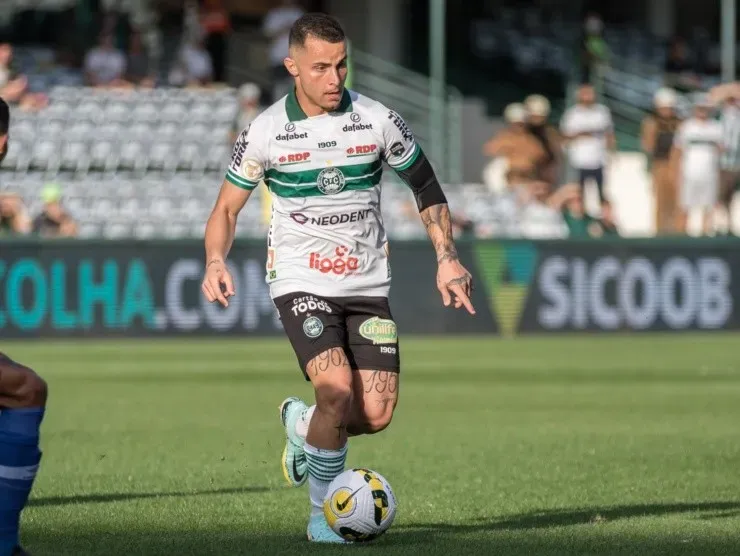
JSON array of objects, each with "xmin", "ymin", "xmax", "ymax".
[
  {"xmin": 560, "ymin": 103, "xmax": 613, "ymax": 170},
  {"xmin": 225, "ymin": 89, "xmax": 420, "ymax": 299},
  {"xmin": 675, "ymin": 118, "xmax": 723, "ymax": 181}
]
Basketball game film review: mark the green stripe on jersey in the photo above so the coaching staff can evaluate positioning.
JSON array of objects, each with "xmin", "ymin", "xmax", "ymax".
[
  {"xmin": 226, "ymin": 169, "xmax": 259, "ymax": 190},
  {"xmin": 265, "ymin": 159, "xmax": 382, "ymax": 198},
  {"xmin": 390, "ymin": 143, "xmax": 421, "ymax": 171}
]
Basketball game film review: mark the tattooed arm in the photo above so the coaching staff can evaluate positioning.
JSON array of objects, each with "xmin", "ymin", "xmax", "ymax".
[
  {"xmin": 420, "ymin": 203, "xmax": 475, "ymax": 314},
  {"xmin": 394, "ymin": 149, "xmax": 476, "ymax": 314},
  {"xmin": 420, "ymin": 203, "xmax": 458, "ymax": 264}
]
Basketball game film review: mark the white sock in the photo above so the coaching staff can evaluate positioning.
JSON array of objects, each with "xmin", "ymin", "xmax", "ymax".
[
  {"xmin": 304, "ymin": 441, "xmax": 347, "ymax": 517},
  {"xmin": 295, "ymin": 405, "xmax": 315, "ymax": 442}
]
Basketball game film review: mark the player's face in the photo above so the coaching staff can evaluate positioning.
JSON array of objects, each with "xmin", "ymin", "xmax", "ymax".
[{"xmin": 287, "ymin": 36, "xmax": 348, "ymax": 112}]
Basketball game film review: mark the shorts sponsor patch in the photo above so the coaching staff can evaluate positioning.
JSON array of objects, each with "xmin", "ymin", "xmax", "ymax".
[
  {"xmin": 303, "ymin": 316, "xmax": 324, "ymax": 338},
  {"xmin": 358, "ymin": 317, "xmax": 397, "ymax": 344}
]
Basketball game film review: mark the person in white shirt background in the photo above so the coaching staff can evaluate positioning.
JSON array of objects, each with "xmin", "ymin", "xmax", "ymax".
[
  {"xmin": 560, "ymin": 83, "xmax": 616, "ymax": 218},
  {"xmin": 84, "ymin": 33, "xmax": 127, "ymax": 88},
  {"xmin": 263, "ymin": 0, "xmax": 305, "ymax": 102},
  {"xmin": 672, "ymin": 96, "xmax": 725, "ymax": 236}
]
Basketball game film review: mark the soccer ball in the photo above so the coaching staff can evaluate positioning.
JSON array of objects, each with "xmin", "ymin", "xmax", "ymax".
[{"xmin": 323, "ymin": 468, "xmax": 397, "ymax": 542}]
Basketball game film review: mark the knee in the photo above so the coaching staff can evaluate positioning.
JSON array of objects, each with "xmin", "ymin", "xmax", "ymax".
[
  {"xmin": 315, "ymin": 381, "xmax": 353, "ymax": 421},
  {"xmin": 361, "ymin": 399, "xmax": 397, "ymax": 435},
  {"xmin": 18, "ymin": 371, "xmax": 48, "ymax": 407}
]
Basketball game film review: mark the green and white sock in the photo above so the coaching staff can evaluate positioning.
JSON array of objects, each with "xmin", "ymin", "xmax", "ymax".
[{"xmin": 304, "ymin": 442, "xmax": 347, "ymax": 517}]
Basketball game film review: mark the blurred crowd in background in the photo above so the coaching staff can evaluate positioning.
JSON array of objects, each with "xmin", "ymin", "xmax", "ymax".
[{"xmin": 1, "ymin": 2, "xmax": 739, "ymax": 241}]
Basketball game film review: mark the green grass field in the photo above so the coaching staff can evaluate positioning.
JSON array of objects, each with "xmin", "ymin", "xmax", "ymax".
[{"xmin": 5, "ymin": 334, "xmax": 740, "ymax": 555}]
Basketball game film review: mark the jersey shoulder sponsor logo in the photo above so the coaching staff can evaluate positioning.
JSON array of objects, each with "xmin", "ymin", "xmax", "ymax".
[
  {"xmin": 387, "ymin": 110, "xmax": 413, "ymax": 141},
  {"xmin": 358, "ymin": 316, "xmax": 398, "ymax": 344},
  {"xmin": 317, "ymin": 167, "xmax": 346, "ymax": 195},
  {"xmin": 231, "ymin": 128, "xmax": 249, "ymax": 168},
  {"xmin": 389, "ymin": 141, "xmax": 406, "ymax": 157}
]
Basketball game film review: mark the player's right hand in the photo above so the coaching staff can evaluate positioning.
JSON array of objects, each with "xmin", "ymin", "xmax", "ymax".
[{"xmin": 201, "ymin": 259, "xmax": 235, "ymax": 307}]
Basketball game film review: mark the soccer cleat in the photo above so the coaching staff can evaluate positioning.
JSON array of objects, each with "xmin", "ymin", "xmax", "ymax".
[
  {"xmin": 306, "ymin": 514, "xmax": 349, "ymax": 544},
  {"xmin": 12, "ymin": 546, "xmax": 31, "ymax": 556},
  {"xmin": 279, "ymin": 397, "xmax": 308, "ymax": 487}
]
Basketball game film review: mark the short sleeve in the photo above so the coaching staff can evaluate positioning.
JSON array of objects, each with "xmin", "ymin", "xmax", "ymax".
[
  {"xmin": 381, "ymin": 107, "xmax": 421, "ymax": 171},
  {"xmin": 560, "ymin": 109, "xmax": 574, "ymax": 135},
  {"xmin": 602, "ymin": 107, "xmax": 614, "ymax": 131},
  {"xmin": 225, "ymin": 118, "xmax": 269, "ymax": 190}
]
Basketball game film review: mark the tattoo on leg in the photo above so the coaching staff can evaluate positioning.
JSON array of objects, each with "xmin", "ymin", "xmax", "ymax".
[
  {"xmin": 362, "ymin": 371, "xmax": 398, "ymax": 394},
  {"xmin": 307, "ymin": 348, "xmax": 348, "ymax": 377},
  {"xmin": 376, "ymin": 397, "xmax": 395, "ymax": 411}
]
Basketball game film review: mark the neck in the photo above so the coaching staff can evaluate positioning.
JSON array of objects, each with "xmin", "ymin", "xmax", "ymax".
[{"xmin": 294, "ymin": 84, "xmax": 327, "ymax": 117}]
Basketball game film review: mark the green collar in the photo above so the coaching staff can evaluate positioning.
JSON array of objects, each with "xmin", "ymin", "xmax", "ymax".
[{"xmin": 285, "ymin": 88, "xmax": 353, "ymax": 121}]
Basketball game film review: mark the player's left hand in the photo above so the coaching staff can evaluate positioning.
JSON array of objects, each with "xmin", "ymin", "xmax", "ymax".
[{"xmin": 437, "ymin": 259, "xmax": 475, "ymax": 315}]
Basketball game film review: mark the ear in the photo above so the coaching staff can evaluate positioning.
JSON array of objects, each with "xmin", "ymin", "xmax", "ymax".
[{"xmin": 284, "ymin": 56, "xmax": 299, "ymax": 78}]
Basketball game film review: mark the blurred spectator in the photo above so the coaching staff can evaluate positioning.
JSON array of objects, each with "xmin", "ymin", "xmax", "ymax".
[
  {"xmin": 0, "ymin": 192, "xmax": 31, "ymax": 236},
  {"xmin": 664, "ymin": 37, "xmax": 701, "ymax": 92},
  {"xmin": 524, "ymin": 94, "xmax": 562, "ymax": 187},
  {"xmin": 562, "ymin": 185, "xmax": 619, "ymax": 238},
  {"xmin": 517, "ymin": 180, "xmax": 573, "ymax": 239},
  {"xmin": 232, "ymin": 82, "xmax": 262, "ymax": 142},
  {"xmin": 641, "ymin": 87, "xmax": 681, "ymax": 234},
  {"xmin": 712, "ymin": 83, "xmax": 740, "ymax": 235},
  {"xmin": 84, "ymin": 33, "xmax": 127, "ymax": 88},
  {"xmin": 169, "ymin": 36, "xmax": 213, "ymax": 87},
  {"xmin": 199, "ymin": 0, "xmax": 231, "ymax": 83},
  {"xmin": 560, "ymin": 83, "xmax": 616, "ymax": 217},
  {"xmin": 672, "ymin": 96, "xmax": 724, "ymax": 235},
  {"xmin": 263, "ymin": 0, "xmax": 304, "ymax": 102},
  {"xmin": 580, "ymin": 13, "xmax": 609, "ymax": 84},
  {"xmin": 32, "ymin": 183, "xmax": 77, "ymax": 239},
  {"xmin": 126, "ymin": 30, "xmax": 155, "ymax": 88},
  {"xmin": 483, "ymin": 103, "xmax": 548, "ymax": 193},
  {"xmin": 0, "ymin": 43, "xmax": 48, "ymax": 111}
]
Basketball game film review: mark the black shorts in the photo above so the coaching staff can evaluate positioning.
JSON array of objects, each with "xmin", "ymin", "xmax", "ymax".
[{"xmin": 273, "ymin": 291, "xmax": 401, "ymax": 381}]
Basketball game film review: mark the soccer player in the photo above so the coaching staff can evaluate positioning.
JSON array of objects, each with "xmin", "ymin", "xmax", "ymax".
[
  {"xmin": 201, "ymin": 13, "xmax": 474, "ymax": 543},
  {"xmin": 0, "ymin": 99, "xmax": 47, "ymax": 556}
]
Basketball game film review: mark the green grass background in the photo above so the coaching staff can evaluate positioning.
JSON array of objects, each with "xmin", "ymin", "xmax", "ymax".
[{"xmin": 5, "ymin": 334, "xmax": 740, "ymax": 555}]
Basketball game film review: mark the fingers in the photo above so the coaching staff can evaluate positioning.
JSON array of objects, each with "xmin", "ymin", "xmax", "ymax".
[
  {"xmin": 222, "ymin": 270, "xmax": 236, "ymax": 297},
  {"xmin": 438, "ymin": 283, "xmax": 452, "ymax": 307},
  {"xmin": 449, "ymin": 283, "xmax": 476, "ymax": 315},
  {"xmin": 201, "ymin": 276, "xmax": 230, "ymax": 307},
  {"xmin": 201, "ymin": 281, "xmax": 215, "ymax": 303},
  {"xmin": 212, "ymin": 277, "xmax": 229, "ymax": 307}
]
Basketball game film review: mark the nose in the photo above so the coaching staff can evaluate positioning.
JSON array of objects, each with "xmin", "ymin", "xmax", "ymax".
[{"xmin": 327, "ymin": 67, "xmax": 340, "ymax": 88}]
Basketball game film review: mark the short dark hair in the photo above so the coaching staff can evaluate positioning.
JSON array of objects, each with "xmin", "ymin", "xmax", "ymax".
[{"xmin": 289, "ymin": 13, "xmax": 345, "ymax": 50}]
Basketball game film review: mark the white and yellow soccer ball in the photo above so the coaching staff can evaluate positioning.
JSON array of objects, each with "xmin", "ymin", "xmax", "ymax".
[{"xmin": 323, "ymin": 468, "xmax": 397, "ymax": 542}]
